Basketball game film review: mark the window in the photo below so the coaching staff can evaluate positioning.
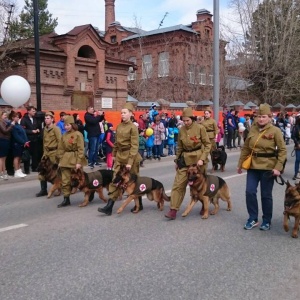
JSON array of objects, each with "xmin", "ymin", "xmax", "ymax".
[
  {"xmin": 142, "ymin": 54, "xmax": 152, "ymax": 79},
  {"xmin": 127, "ymin": 57, "xmax": 136, "ymax": 81},
  {"xmin": 111, "ymin": 35, "xmax": 117, "ymax": 43},
  {"xmin": 209, "ymin": 74, "xmax": 214, "ymax": 86},
  {"xmin": 158, "ymin": 52, "xmax": 169, "ymax": 77},
  {"xmin": 188, "ymin": 64, "xmax": 196, "ymax": 84},
  {"xmin": 199, "ymin": 67, "xmax": 206, "ymax": 85}
]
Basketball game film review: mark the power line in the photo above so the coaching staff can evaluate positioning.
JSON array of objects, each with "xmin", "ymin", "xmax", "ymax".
[{"xmin": 158, "ymin": 12, "xmax": 168, "ymax": 29}]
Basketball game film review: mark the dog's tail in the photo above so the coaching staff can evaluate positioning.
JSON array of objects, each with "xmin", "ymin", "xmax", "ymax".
[{"xmin": 162, "ymin": 189, "xmax": 170, "ymax": 201}]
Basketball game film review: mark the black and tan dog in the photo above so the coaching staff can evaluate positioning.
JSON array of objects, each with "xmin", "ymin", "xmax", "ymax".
[
  {"xmin": 70, "ymin": 169, "xmax": 113, "ymax": 207},
  {"xmin": 37, "ymin": 156, "xmax": 62, "ymax": 198},
  {"xmin": 112, "ymin": 165, "xmax": 170, "ymax": 214},
  {"xmin": 182, "ymin": 164, "xmax": 232, "ymax": 219},
  {"xmin": 211, "ymin": 145, "xmax": 227, "ymax": 172},
  {"xmin": 283, "ymin": 181, "xmax": 300, "ymax": 238}
]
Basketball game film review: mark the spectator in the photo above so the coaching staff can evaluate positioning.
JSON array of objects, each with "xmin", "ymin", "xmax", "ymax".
[
  {"xmin": 105, "ymin": 123, "xmax": 115, "ymax": 170},
  {"xmin": 146, "ymin": 131, "xmax": 154, "ymax": 159},
  {"xmin": 0, "ymin": 110, "xmax": 15, "ymax": 180},
  {"xmin": 56, "ymin": 112, "xmax": 67, "ymax": 135},
  {"xmin": 216, "ymin": 121, "xmax": 224, "ymax": 148},
  {"xmin": 20, "ymin": 106, "xmax": 42, "ymax": 174},
  {"xmin": 167, "ymin": 112, "xmax": 178, "ymax": 128},
  {"xmin": 73, "ymin": 113, "xmax": 84, "ymax": 136},
  {"xmin": 138, "ymin": 129, "xmax": 146, "ymax": 167},
  {"xmin": 84, "ymin": 106, "xmax": 104, "ymax": 168},
  {"xmin": 149, "ymin": 103, "xmax": 159, "ymax": 122},
  {"xmin": 138, "ymin": 114, "xmax": 147, "ymax": 130},
  {"xmin": 292, "ymin": 117, "xmax": 300, "ymax": 180},
  {"xmin": 226, "ymin": 109, "xmax": 237, "ymax": 149},
  {"xmin": 243, "ymin": 114, "xmax": 251, "ymax": 141},
  {"xmin": 9, "ymin": 111, "xmax": 29, "ymax": 178},
  {"xmin": 152, "ymin": 115, "xmax": 165, "ymax": 160},
  {"xmin": 167, "ymin": 127, "xmax": 175, "ymax": 156}
]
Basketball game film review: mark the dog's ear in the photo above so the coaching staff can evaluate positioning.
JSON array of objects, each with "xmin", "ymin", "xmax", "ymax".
[{"xmin": 286, "ymin": 180, "xmax": 291, "ymax": 187}]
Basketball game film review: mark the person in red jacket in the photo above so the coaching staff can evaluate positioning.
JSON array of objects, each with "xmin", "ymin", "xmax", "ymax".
[{"xmin": 105, "ymin": 123, "xmax": 115, "ymax": 170}]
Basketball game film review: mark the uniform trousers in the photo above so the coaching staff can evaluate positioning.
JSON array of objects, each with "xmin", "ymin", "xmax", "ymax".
[
  {"xmin": 108, "ymin": 161, "xmax": 140, "ymax": 201},
  {"xmin": 60, "ymin": 167, "xmax": 72, "ymax": 197},
  {"xmin": 170, "ymin": 164, "xmax": 206, "ymax": 210},
  {"xmin": 246, "ymin": 169, "xmax": 274, "ymax": 223}
]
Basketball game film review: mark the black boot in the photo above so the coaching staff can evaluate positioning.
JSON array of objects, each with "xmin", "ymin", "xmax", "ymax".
[
  {"xmin": 36, "ymin": 181, "xmax": 48, "ymax": 197},
  {"xmin": 57, "ymin": 196, "xmax": 70, "ymax": 208},
  {"xmin": 98, "ymin": 199, "xmax": 115, "ymax": 215},
  {"xmin": 131, "ymin": 196, "xmax": 143, "ymax": 213}
]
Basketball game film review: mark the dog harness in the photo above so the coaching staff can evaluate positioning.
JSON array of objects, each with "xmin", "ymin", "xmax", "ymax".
[
  {"xmin": 130, "ymin": 177, "xmax": 153, "ymax": 195},
  {"xmin": 204, "ymin": 175, "xmax": 220, "ymax": 198},
  {"xmin": 85, "ymin": 172, "xmax": 103, "ymax": 189}
]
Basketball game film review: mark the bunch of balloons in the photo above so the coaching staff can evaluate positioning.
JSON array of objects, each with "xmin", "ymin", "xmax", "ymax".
[
  {"xmin": 0, "ymin": 75, "xmax": 31, "ymax": 107},
  {"xmin": 145, "ymin": 127, "xmax": 153, "ymax": 137}
]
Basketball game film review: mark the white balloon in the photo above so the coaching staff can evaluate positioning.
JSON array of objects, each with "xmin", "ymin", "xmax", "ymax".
[
  {"xmin": 238, "ymin": 122, "xmax": 244, "ymax": 128},
  {"xmin": 1, "ymin": 75, "xmax": 31, "ymax": 107},
  {"xmin": 239, "ymin": 126, "xmax": 246, "ymax": 132}
]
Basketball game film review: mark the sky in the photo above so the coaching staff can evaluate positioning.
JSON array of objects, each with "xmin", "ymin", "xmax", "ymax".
[{"xmin": 14, "ymin": 0, "xmax": 233, "ymax": 34}]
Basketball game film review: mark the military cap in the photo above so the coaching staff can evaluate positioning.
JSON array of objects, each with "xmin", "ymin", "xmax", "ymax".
[
  {"xmin": 64, "ymin": 115, "xmax": 75, "ymax": 124},
  {"xmin": 182, "ymin": 107, "xmax": 194, "ymax": 118},
  {"xmin": 45, "ymin": 111, "xmax": 53, "ymax": 117},
  {"xmin": 258, "ymin": 104, "xmax": 271, "ymax": 116},
  {"xmin": 123, "ymin": 103, "xmax": 134, "ymax": 112}
]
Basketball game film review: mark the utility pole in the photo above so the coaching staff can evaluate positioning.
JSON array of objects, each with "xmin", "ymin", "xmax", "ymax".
[
  {"xmin": 33, "ymin": 0, "xmax": 42, "ymax": 111},
  {"xmin": 2, "ymin": 4, "xmax": 14, "ymax": 45},
  {"xmin": 213, "ymin": 0, "xmax": 220, "ymax": 123}
]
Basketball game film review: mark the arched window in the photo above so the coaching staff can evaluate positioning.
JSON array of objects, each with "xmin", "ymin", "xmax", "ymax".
[{"xmin": 77, "ymin": 45, "xmax": 96, "ymax": 59}]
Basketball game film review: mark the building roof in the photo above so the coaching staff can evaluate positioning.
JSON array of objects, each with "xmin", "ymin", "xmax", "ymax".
[
  {"xmin": 273, "ymin": 103, "xmax": 284, "ymax": 108},
  {"xmin": 245, "ymin": 101, "xmax": 257, "ymax": 107},
  {"xmin": 196, "ymin": 100, "xmax": 213, "ymax": 105},
  {"xmin": 226, "ymin": 76, "xmax": 250, "ymax": 91},
  {"xmin": 137, "ymin": 101, "xmax": 160, "ymax": 107},
  {"xmin": 122, "ymin": 24, "xmax": 197, "ymax": 42},
  {"xmin": 285, "ymin": 104, "xmax": 296, "ymax": 108},
  {"xmin": 229, "ymin": 100, "xmax": 244, "ymax": 106},
  {"xmin": 127, "ymin": 95, "xmax": 139, "ymax": 102},
  {"xmin": 170, "ymin": 103, "xmax": 188, "ymax": 108}
]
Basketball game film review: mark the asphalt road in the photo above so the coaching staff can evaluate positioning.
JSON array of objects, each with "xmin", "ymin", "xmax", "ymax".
[{"xmin": 0, "ymin": 146, "xmax": 300, "ymax": 300}]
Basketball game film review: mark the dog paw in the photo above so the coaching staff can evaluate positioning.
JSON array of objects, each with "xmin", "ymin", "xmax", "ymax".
[
  {"xmin": 181, "ymin": 213, "xmax": 187, "ymax": 217},
  {"xmin": 291, "ymin": 233, "xmax": 298, "ymax": 238},
  {"xmin": 226, "ymin": 208, "xmax": 231, "ymax": 211},
  {"xmin": 210, "ymin": 211, "xmax": 217, "ymax": 215},
  {"xmin": 78, "ymin": 203, "xmax": 87, "ymax": 207},
  {"xmin": 283, "ymin": 225, "xmax": 289, "ymax": 232},
  {"xmin": 116, "ymin": 208, "xmax": 123, "ymax": 214},
  {"xmin": 201, "ymin": 214, "xmax": 209, "ymax": 219}
]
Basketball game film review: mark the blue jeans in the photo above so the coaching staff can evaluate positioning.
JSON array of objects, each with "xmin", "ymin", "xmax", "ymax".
[
  {"xmin": 88, "ymin": 136, "xmax": 99, "ymax": 164},
  {"xmin": 153, "ymin": 145, "xmax": 161, "ymax": 157},
  {"xmin": 246, "ymin": 169, "xmax": 274, "ymax": 223},
  {"xmin": 294, "ymin": 149, "xmax": 300, "ymax": 176}
]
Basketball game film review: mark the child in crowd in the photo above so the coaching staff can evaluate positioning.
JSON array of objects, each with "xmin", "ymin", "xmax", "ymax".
[
  {"xmin": 105, "ymin": 123, "xmax": 115, "ymax": 170},
  {"xmin": 138, "ymin": 129, "xmax": 147, "ymax": 167},
  {"xmin": 167, "ymin": 127, "xmax": 175, "ymax": 156},
  {"xmin": 216, "ymin": 121, "xmax": 224, "ymax": 148},
  {"xmin": 173, "ymin": 126, "xmax": 179, "ymax": 155},
  {"xmin": 285, "ymin": 123, "xmax": 291, "ymax": 145},
  {"xmin": 146, "ymin": 132, "xmax": 154, "ymax": 159}
]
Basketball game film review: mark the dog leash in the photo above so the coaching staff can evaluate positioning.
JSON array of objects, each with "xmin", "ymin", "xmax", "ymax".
[{"xmin": 263, "ymin": 171, "xmax": 287, "ymax": 186}]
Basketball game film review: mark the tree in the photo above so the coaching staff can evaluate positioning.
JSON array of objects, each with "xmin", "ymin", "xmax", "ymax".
[
  {"xmin": 9, "ymin": 0, "xmax": 57, "ymax": 39},
  {"xmin": 226, "ymin": 0, "xmax": 300, "ymax": 105}
]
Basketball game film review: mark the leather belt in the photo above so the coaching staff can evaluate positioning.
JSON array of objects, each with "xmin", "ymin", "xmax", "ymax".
[
  {"xmin": 183, "ymin": 146, "xmax": 202, "ymax": 153},
  {"xmin": 253, "ymin": 152, "xmax": 276, "ymax": 158},
  {"xmin": 46, "ymin": 146, "xmax": 57, "ymax": 151},
  {"xmin": 120, "ymin": 146, "xmax": 131, "ymax": 151}
]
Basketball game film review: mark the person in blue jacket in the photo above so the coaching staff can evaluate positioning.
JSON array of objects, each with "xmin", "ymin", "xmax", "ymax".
[
  {"xmin": 9, "ymin": 111, "xmax": 29, "ymax": 178},
  {"xmin": 146, "ymin": 132, "xmax": 154, "ymax": 159}
]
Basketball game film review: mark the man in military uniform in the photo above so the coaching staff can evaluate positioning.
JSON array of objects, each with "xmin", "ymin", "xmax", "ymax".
[
  {"xmin": 202, "ymin": 109, "xmax": 218, "ymax": 153},
  {"xmin": 165, "ymin": 107, "xmax": 211, "ymax": 220},
  {"xmin": 36, "ymin": 112, "xmax": 61, "ymax": 197},
  {"xmin": 98, "ymin": 103, "xmax": 142, "ymax": 216}
]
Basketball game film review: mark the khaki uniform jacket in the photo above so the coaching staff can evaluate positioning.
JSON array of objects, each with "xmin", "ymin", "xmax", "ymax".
[
  {"xmin": 43, "ymin": 125, "xmax": 61, "ymax": 163},
  {"xmin": 177, "ymin": 122, "xmax": 211, "ymax": 166},
  {"xmin": 202, "ymin": 118, "xmax": 218, "ymax": 139},
  {"xmin": 238, "ymin": 122, "xmax": 287, "ymax": 171},
  {"xmin": 57, "ymin": 130, "xmax": 87, "ymax": 168},
  {"xmin": 112, "ymin": 120, "xmax": 142, "ymax": 165}
]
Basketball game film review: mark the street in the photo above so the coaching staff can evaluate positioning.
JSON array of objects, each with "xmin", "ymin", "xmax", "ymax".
[{"xmin": 0, "ymin": 146, "xmax": 300, "ymax": 300}]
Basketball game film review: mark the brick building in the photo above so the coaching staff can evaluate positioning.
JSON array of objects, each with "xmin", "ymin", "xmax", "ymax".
[
  {"xmin": 0, "ymin": 24, "xmax": 132, "ymax": 110},
  {"xmin": 103, "ymin": 0, "xmax": 227, "ymax": 104}
]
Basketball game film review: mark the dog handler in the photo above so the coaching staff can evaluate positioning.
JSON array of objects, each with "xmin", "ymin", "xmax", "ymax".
[
  {"xmin": 98, "ymin": 103, "xmax": 142, "ymax": 215},
  {"xmin": 36, "ymin": 112, "xmax": 61, "ymax": 197},
  {"xmin": 165, "ymin": 107, "xmax": 211, "ymax": 220},
  {"xmin": 237, "ymin": 104, "xmax": 287, "ymax": 230},
  {"xmin": 56, "ymin": 116, "xmax": 87, "ymax": 208}
]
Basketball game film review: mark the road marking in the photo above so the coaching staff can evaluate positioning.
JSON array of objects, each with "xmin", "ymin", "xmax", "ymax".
[
  {"xmin": 0, "ymin": 223, "xmax": 28, "ymax": 233},
  {"xmin": 223, "ymin": 173, "xmax": 247, "ymax": 180}
]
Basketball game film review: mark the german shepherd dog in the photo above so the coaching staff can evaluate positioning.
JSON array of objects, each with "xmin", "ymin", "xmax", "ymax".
[
  {"xmin": 70, "ymin": 169, "xmax": 113, "ymax": 207},
  {"xmin": 112, "ymin": 165, "xmax": 170, "ymax": 214},
  {"xmin": 283, "ymin": 181, "xmax": 300, "ymax": 238},
  {"xmin": 211, "ymin": 145, "xmax": 227, "ymax": 172},
  {"xmin": 182, "ymin": 164, "xmax": 232, "ymax": 219},
  {"xmin": 37, "ymin": 156, "xmax": 62, "ymax": 198}
]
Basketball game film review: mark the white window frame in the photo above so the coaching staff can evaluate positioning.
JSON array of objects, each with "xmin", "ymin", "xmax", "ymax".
[
  {"xmin": 209, "ymin": 74, "xmax": 213, "ymax": 86},
  {"xmin": 158, "ymin": 52, "xmax": 169, "ymax": 77},
  {"xmin": 188, "ymin": 64, "xmax": 195, "ymax": 84},
  {"xmin": 199, "ymin": 67, "xmax": 206, "ymax": 85},
  {"xmin": 142, "ymin": 54, "xmax": 152, "ymax": 79}
]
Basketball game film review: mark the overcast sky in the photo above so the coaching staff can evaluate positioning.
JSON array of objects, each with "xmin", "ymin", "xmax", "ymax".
[{"xmin": 14, "ymin": 0, "xmax": 233, "ymax": 34}]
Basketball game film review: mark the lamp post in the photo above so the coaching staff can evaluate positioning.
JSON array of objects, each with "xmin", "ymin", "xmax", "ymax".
[
  {"xmin": 33, "ymin": 0, "xmax": 42, "ymax": 111},
  {"xmin": 213, "ymin": 0, "xmax": 220, "ymax": 123}
]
